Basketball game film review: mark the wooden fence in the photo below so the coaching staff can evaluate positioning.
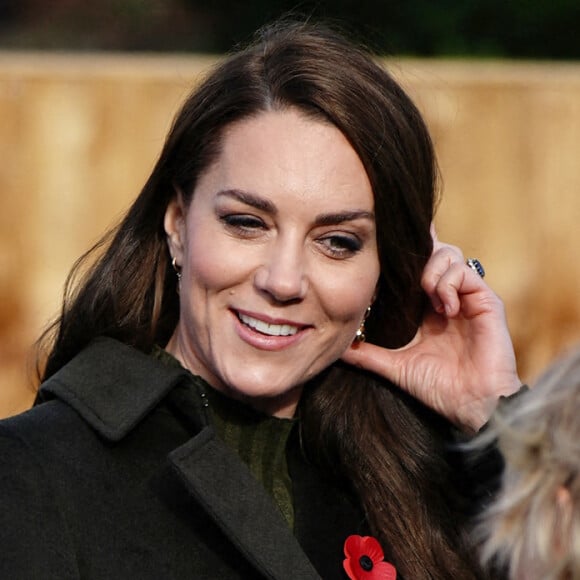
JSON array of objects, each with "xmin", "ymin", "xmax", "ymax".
[{"xmin": 1, "ymin": 51, "xmax": 579, "ymax": 418}]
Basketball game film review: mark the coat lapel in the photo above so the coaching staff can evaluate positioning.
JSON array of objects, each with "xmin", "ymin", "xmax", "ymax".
[
  {"xmin": 38, "ymin": 337, "xmax": 322, "ymax": 579},
  {"xmin": 289, "ymin": 432, "xmax": 369, "ymax": 580},
  {"xmin": 38, "ymin": 337, "xmax": 191, "ymax": 441},
  {"xmin": 168, "ymin": 426, "xmax": 321, "ymax": 580}
]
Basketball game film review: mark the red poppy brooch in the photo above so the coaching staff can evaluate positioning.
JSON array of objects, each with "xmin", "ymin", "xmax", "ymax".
[{"xmin": 343, "ymin": 535, "xmax": 397, "ymax": 580}]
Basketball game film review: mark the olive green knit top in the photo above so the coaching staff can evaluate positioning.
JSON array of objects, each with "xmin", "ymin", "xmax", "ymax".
[{"xmin": 152, "ymin": 347, "xmax": 296, "ymax": 529}]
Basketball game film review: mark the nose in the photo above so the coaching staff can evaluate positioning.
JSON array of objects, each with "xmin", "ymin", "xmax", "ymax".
[{"xmin": 254, "ymin": 239, "xmax": 308, "ymax": 303}]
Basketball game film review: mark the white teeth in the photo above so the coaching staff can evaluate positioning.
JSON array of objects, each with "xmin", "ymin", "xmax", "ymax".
[{"xmin": 238, "ymin": 313, "xmax": 299, "ymax": 336}]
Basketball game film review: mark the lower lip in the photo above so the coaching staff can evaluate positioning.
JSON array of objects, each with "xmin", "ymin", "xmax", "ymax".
[{"xmin": 232, "ymin": 311, "xmax": 307, "ymax": 351}]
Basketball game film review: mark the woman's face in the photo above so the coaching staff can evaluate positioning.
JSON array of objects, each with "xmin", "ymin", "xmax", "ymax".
[{"xmin": 164, "ymin": 109, "xmax": 380, "ymax": 417}]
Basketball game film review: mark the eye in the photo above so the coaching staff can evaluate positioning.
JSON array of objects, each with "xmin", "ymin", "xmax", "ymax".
[
  {"xmin": 220, "ymin": 214, "xmax": 267, "ymax": 236},
  {"xmin": 318, "ymin": 233, "xmax": 362, "ymax": 258}
]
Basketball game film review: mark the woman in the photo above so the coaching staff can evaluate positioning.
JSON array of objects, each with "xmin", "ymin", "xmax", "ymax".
[
  {"xmin": 0, "ymin": 21, "xmax": 520, "ymax": 579},
  {"xmin": 474, "ymin": 347, "xmax": 580, "ymax": 580}
]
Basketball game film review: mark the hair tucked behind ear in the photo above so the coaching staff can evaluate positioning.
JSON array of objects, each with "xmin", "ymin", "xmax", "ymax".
[{"xmin": 38, "ymin": 20, "xmax": 487, "ymax": 578}]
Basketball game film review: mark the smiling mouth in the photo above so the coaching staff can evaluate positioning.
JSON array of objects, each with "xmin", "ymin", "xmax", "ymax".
[{"xmin": 237, "ymin": 312, "xmax": 300, "ymax": 337}]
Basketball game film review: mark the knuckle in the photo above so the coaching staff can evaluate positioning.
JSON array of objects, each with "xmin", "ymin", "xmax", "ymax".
[{"xmin": 433, "ymin": 244, "xmax": 464, "ymax": 266}]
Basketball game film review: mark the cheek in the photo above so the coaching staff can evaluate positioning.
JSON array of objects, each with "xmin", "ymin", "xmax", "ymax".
[
  {"xmin": 184, "ymin": 232, "xmax": 244, "ymax": 293},
  {"xmin": 179, "ymin": 237, "xmax": 242, "ymax": 340},
  {"xmin": 319, "ymin": 264, "xmax": 379, "ymax": 325}
]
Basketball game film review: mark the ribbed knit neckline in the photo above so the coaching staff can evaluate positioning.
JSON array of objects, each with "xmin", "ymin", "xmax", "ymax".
[{"xmin": 152, "ymin": 346, "xmax": 296, "ymax": 529}]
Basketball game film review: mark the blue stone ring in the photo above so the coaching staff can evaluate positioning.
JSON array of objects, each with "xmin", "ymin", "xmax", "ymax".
[{"xmin": 466, "ymin": 258, "xmax": 485, "ymax": 278}]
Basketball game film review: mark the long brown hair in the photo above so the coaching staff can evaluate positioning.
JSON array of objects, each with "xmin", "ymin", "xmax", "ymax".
[{"xmin": 39, "ymin": 21, "xmax": 483, "ymax": 578}]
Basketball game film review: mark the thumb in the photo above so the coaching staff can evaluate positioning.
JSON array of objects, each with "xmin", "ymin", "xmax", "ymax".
[{"xmin": 340, "ymin": 342, "xmax": 403, "ymax": 383}]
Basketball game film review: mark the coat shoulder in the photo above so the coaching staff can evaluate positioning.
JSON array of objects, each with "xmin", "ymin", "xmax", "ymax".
[
  {"xmin": 38, "ymin": 337, "xmax": 194, "ymax": 441},
  {"xmin": 0, "ymin": 410, "xmax": 80, "ymax": 578}
]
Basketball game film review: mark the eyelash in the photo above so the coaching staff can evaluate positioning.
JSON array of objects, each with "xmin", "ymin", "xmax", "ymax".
[
  {"xmin": 318, "ymin": 234, "xmax": 362, "ymax": 258},
  {"xmin": 220, "ymin": 214, "xmax": 266, "ymax": 234},
  {"xmin": 219, "ymin": 213, "xmax": 363, "ymax": 258}
]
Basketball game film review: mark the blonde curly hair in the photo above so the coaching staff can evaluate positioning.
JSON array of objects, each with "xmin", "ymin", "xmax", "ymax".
[{"xmin": 475, "ymin": 347, "xmax": 580, "ymax": 580}]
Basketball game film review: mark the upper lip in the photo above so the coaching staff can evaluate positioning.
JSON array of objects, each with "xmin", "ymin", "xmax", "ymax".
[{"xmin": 233, "ymin": 308, "xmax": 310, "ymax": 329}]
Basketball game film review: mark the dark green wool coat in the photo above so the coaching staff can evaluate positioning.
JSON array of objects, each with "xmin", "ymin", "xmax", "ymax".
[{"xmin": 0, "ymin": 338, "xmax": 372, "ymax": 579}]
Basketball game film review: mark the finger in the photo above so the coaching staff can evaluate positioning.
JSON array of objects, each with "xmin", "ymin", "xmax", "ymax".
[
  {"xmin": 422, "ymin": 242, "xmax": 465, "ymax": 312},
  {"xmin": 430, "ymin": 224, "xmax": 461, "ymax": 257},
  {"xmin": 434, "ymin": 262, "xmax": 490, "ymax": 317},
  {"xmin": 430, "ymin": 222, "xmax": 439, "ymax": 246},
  {"xmin": 340, "ymin": 341, "xmax": 403, "ymax": 383}
]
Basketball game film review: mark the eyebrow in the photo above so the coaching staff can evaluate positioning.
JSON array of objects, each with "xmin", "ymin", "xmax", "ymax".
[
  {"xmin": 216, "ymin": 188, "xmax": 375, "ymax": 225},
  {"xmin": 216, "ymin": 189, "xmax": 276, "ymax": 213},
  {"xmin": 314, "ymin": 210, "xmax": 375, "ymax": 226}
]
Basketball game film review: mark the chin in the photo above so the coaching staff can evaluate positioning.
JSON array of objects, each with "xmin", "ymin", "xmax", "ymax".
[{"xmin": 224, "ymin": 374, "xmax": 305, "ymax": 417}]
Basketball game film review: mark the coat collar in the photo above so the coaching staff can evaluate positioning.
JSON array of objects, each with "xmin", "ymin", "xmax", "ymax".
[
  {"xmin": 38, "ymin": 337, "xmax": 197, "ymax": 441},
  {"xmin": 38, "ymin": 337, "xmax": 322, "ymax": 579},
  {"xmin": 169, "ymin": 427, "xmax": 321, "ymax": 579}
]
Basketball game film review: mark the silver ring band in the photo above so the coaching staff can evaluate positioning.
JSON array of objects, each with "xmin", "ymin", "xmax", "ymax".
[{"xmin": 466, "ymin": 258, "xmax": 485, "ymax": 278}]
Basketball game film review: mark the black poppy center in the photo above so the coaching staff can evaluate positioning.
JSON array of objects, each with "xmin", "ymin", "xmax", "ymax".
[{"xmin": 359, "ymin": 555, "xmax": 374, "ymax": 571}]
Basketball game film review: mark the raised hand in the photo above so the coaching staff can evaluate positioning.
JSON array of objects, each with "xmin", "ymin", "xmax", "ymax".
[{"xmin": 341, "ymin": 229, "xmax": 522, "ymax": 432}]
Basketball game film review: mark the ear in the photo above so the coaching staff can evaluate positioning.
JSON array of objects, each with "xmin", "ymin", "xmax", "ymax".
[{"xmin": 164, "ymin": 194, "xmax": 186, "ymax": 267}]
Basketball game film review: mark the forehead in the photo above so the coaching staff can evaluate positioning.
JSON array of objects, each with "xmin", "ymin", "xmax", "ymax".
[{"xmin": 198, "ymin": 109, "xmax": 374, "ymax": 211}]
